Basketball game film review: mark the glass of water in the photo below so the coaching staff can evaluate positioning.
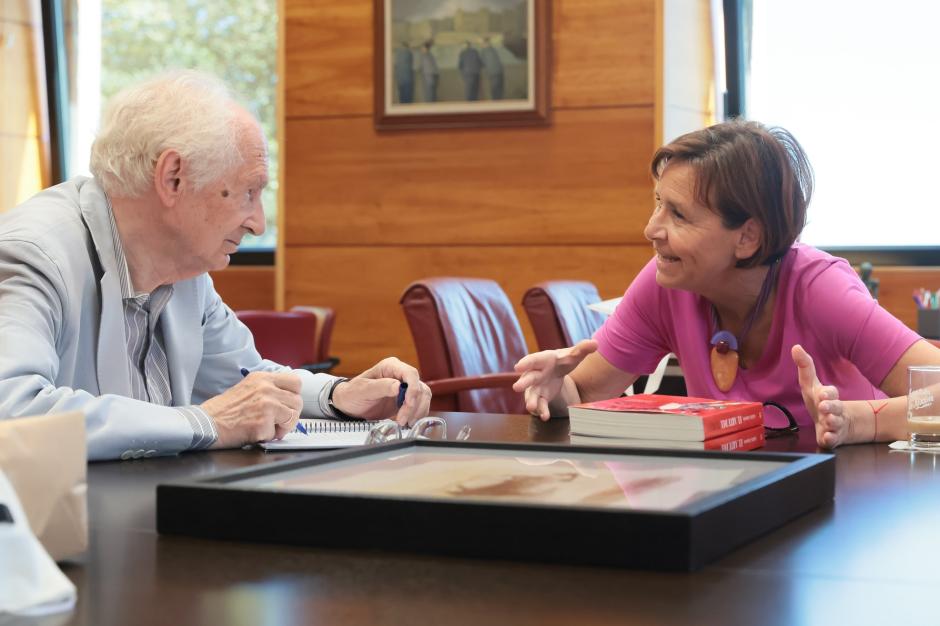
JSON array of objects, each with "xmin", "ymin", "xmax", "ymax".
[{"xmin": 907, "ymin": 366, "xmax": 940, "ymax": 450}]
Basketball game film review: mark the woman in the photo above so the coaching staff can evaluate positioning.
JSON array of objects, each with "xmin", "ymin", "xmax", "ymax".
[{"xmin": 514, "ymin": 120, "xmax": 939, "ymax": 448}]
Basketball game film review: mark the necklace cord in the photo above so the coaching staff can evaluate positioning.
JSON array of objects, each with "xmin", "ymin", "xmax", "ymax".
[{"xmin": 710, "ymin": 260, "xmax": 781, "ymax": 360}]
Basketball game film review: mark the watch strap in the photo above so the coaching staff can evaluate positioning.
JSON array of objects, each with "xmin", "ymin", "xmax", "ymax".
[{"xmin": 327, "ymin": 377, "xmax": 352, "ymax": 419}]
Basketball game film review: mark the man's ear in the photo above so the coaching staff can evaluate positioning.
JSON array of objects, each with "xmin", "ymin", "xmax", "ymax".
[
  {"xmin": 153, "ymin": 149, "xmax": 183, "ymax": 206},
  {"xmin": 735, "ymin": 218, "xmax": 763, "ymax": 261}
]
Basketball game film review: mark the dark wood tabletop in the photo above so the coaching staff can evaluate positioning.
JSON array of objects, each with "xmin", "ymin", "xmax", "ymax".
[{"xmin": 42, "ymin": 413, "xmax": 940, "ymax": 626}]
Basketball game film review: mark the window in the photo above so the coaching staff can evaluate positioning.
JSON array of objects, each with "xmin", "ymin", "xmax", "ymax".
[
  {"xmin": 743, "ymin": 0, "xmax": 940, "ymax": 256},
  {"xmin": 65, "ymin": 0, "xmax": 278, "ymax": 250}
]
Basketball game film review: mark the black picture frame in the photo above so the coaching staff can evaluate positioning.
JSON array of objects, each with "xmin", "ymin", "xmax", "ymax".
[{"xmin": 157, "ymin": 441, "xmax": 834, "ymax": 571}]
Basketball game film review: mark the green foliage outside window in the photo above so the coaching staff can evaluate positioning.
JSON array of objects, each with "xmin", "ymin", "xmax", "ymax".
[{"xmin": 101, "ymin": 0, "xmax": 278, "ymax": 248}]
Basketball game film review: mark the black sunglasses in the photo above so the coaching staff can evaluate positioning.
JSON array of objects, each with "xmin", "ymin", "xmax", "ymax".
[{"xmin": 762, "ymin": 401, "xmax": 800, "ymax": 438}]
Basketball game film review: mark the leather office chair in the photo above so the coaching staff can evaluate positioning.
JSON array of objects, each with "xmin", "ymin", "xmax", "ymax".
[
  {"xmin": 521, "ymin": 280, "xmax": 606, "ymax": 350},
  {"xmin": 236, "ymin": 309, "xmax": 338, "ymax": 373},
  {"xmin": 400, "ymin": 278, "xmax": 527, "ymax": 413},
  {"xmin": 290, "ymin": 305, "xmax": 340, "ymax": 372},
  {"xmin": 521, "ymin": 282, "xmax": 688, "ymax": 396}
]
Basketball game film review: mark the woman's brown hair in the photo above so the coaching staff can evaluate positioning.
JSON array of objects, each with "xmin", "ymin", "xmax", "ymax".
[{"xmin": 650, "ymin": 120, "xmax": 814, "ymax": 267}]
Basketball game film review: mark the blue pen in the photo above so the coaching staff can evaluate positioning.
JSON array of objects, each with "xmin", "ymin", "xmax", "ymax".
[
  {"xmin": 241, "ymin": 367, "xmax": 307, "ymax": 435},
  {"xmin": 398, "ymin": 382, "xmax": 408, "ymax": 408}
]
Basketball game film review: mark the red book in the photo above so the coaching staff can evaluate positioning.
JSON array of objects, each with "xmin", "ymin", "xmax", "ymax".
[
  {"xmin": 568, "ymin": 394, "xmax": 764, "ymax": 442},
  {"xmin": 570, "ymin": 425, "xmax": 766, "ymax": 451}
]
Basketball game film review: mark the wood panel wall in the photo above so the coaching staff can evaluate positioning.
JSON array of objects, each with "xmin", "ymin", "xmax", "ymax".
[
  {"xmin": 210, "ymin": 267, "xmax": 275, "ymax": 311},
  {"xmin": 280, "ymin": 0, "xmax": 932, "ymax": 376},
  {"xmin": 871, "ymin": 267, "xmax": 940, "ymax": 333},
  {"xmin": 283, "ymin": 0, "xmax": 660, "ymax": 376},
  {"xmin": 0, "ymin": 0, "xmax": 49, "ymax": 212}
]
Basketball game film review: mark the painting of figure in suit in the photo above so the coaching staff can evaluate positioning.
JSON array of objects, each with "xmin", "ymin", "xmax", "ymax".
[
  {"xmin": 419, "ymin": 41, "xmax": 439, "ymax": 102},
  {"xmin": 383, "ymin": 0, "xmax": 535, "ymax": 111},
  {"xmin": 393, "ymin": 41, "xmax": 415, "ymax": 103},
  {"xmin": 480, "ymin": 36, "xmax": 504, "ymax": 99},
  {"xmin": 458, "ymin": 40, "xmax": 483, "ymax": 101}
]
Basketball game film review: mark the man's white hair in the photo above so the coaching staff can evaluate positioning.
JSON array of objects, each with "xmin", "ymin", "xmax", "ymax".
[{"xmin": 90, "ymin": 70, "xmax": 243, "ymax": 198}]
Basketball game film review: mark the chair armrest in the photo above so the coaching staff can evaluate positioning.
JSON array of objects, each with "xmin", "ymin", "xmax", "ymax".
[{"xmin": 427, "ymin": 373, "xmax": 519, "ymax": 396}]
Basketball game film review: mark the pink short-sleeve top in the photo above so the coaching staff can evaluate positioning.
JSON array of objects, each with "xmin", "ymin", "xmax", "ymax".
[{"xmin": 594, "ymin": 244, "xmax": 920, "ymax": 425}]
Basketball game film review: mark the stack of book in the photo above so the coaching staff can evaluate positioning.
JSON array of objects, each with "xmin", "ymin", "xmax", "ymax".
[{"xmin": 568, "ymin": 394, "xmax": 765, "ymax": 451}]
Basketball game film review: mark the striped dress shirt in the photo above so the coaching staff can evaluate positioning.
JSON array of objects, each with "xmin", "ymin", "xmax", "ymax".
[{"xmin": 105, "ymin": 204, "xmax": 218, "ymax": 450}]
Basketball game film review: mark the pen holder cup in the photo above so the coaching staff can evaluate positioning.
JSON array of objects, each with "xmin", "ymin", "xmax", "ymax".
[{"xmin": 918, "ymin": 309, "xmax": 940, "ymax": 340}]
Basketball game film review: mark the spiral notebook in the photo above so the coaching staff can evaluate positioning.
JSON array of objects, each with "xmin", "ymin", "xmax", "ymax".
[{"xmin": 259, "ymin": 419, "xmax": 409, "ymax": 451}]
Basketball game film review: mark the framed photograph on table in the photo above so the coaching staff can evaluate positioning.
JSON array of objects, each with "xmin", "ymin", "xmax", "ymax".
[
  {"xmin": 373, "ymin": 0, "xmax": 551, "ymax": 130},
  {"xmin": 157, "ymin": 441, "xmax": 834, "ymax": 571}
]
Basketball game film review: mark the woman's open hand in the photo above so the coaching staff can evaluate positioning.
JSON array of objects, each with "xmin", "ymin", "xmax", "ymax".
[
  {"xmin": 792, "ymin": 344, "xmax": 850, "ymax": 448},
  {"xmin": 513, "ymin": 340, "xmax": 598, "ymax": 421}
]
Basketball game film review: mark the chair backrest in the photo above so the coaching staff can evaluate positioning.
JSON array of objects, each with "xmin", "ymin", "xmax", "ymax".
[
  {"xmin": 235, "ymin": 310, "xmax": 317, "ymax": 369},
  {"xmin": 400, "ymin": 277, "xmax": 528, "ymax": 413},
  {"xmin": 522, "ymin": 281, "xmax": 606, "ymax": 350},
  {"xmin": 290, "ymin": 305, "xmax": 336, "ymax": 362}
]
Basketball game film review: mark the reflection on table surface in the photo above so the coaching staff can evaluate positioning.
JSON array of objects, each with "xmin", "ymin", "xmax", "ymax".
[{"xmin": 61, "ymin": 412, "xmax": 940, "ymax": 626}]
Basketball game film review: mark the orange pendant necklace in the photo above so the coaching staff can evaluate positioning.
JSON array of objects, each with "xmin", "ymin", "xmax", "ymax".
[{"xmin": 709, "ymin": 260, "xmax": 780, "ymax": 392}]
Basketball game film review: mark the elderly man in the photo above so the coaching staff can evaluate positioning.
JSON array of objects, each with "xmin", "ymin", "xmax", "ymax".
[{"xmin": 0, "ymin": 71, "xmax": 431, "ymax": 461}]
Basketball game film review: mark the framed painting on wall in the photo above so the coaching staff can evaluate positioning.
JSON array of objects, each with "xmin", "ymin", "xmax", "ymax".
[{"xmin": 373, "ymin": 0, "xmax": 551, "ymax": 130}]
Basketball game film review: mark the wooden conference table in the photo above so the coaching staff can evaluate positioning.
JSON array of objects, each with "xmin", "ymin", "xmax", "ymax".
[{"xmin": 44, "ymin": 413, "xmax": 940, "ymax": 626}]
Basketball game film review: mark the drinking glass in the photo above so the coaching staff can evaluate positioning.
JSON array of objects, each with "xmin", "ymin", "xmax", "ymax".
[{"xmin": 907, "ymin": 366, "xmax": 940, "ymax": 450}]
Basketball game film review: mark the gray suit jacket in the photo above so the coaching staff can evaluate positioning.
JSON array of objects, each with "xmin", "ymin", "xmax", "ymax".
[{"xmin": 0, "ymin": 178, "xmax": 332, "ymax": 461}]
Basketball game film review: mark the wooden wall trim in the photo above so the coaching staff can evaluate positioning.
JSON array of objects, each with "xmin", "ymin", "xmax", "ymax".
[
  {"xmin": 284, "ymin": 244, "xmax": 656, "ymax": 376},
  {"xmin": 654, "ymin": 0, "xmax": 663, "ymax": 146},
  {"xmin": 279, "ymin": 0, "xmax": 934, "ymax": 375},
  {"xmin": 275, "ymin": 0, "xmax": 286, "ymax": 310},
  {"xmin": 866, "ymin": 267, "xmax": 940, "ymax": 332},
  {"xmin": 284, "ymin": 0, "xmax": 657, "ymax": 119},
  {"xmin": 284, "ymin": 107, "xmax": 655, "ymax": 247},
  {"xmin": 211, "ymin": 266, "xmax": 275, "ymax": 312},
  {"xmin": 1, "ymin": 0, "xmax": 50, "ymax": 211}
]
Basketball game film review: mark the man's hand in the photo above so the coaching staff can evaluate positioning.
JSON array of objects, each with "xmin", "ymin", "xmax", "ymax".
[
  {"xmin": 512, "ymin": 339, "xmax": 598, "ymax": 421},
  {"xmin": 331, "ymin": 357, "xmax": 432, "ymax": 427},
  {"xmin": 792, "ymin": 344, "xmax": 850, "ymax": 449},
  {"xmin": 202, "ymin": 371, "xmax": 303, "ymax": 448}
]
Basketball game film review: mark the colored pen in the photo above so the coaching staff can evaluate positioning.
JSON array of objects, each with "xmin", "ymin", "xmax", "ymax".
[
  {"xmin": 240, "ymin": 367, "xmax": 307, "ymax": 435},
  {"xmin": 397, "ymin": 382, "xmax": 408, "ymax": 408}
]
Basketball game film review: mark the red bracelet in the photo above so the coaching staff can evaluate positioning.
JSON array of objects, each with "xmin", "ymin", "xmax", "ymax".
[{"xmin": 867, "ymin": 400, "xmax": 890, "ymax": 442}]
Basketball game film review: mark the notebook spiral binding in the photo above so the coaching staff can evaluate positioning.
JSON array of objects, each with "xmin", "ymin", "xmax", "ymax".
[{"xmin": 301, "ymin": 419, "xmax": 372, "ymax": 433}]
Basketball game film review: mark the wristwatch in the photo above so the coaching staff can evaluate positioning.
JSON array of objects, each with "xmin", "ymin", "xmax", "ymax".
[{"xmin": 327, "ymin": 377, "xmax": 351, "ymax": 419}]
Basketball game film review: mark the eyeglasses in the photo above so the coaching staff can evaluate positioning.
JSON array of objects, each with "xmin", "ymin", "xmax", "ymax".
[
  {"xmin": 762, "ymin": 401, "xmax": 799, "ymax": 438},
  {"xmin": 365, "ymin": 416, "xmax": 472, "ymax": 445}
]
